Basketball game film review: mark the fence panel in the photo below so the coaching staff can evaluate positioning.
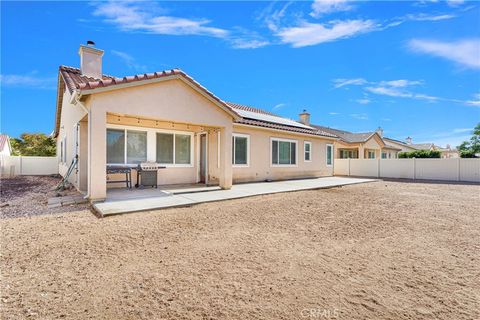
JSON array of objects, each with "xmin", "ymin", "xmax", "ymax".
[
  {"xmin": 334, "ymin": 158, "xmax": 480, "ymax": 183},
  {"xmin": 0, "ymin": 155, "xmax": 58, "ymax": 176},
  {"xmin": 459, "ymin": 159, "xmax": 480, "ymax": 182},
  {"xmin": 379, "ymin": 159, "xmax": 415, "ymax": 179},
  {"xmin": 350, "ymin": 159, "xmax": 378, "ymax": 177}
]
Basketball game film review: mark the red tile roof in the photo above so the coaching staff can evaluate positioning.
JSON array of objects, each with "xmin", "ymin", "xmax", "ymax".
[{"xmin": 56, "ymin": 66, "xmax": 337, "ymax": 139}]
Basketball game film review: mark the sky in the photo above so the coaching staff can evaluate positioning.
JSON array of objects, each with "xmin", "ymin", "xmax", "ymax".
[{"xmin": 1, "ymin": 0, "xmax": 479, "ymax": 147}]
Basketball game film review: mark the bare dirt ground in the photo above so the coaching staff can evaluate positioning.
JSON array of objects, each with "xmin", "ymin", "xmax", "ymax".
[
  {"xmin": 0, "ymin": 176, "xmax": 89, "ymax": 219},
  {"xmin": 1, "ymin": 181, "xmax": 479, "ymax": 320}
]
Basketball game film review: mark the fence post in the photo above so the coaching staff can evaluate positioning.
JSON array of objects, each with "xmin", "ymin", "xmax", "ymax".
[
  {"xmin": 378, "ymin": 158, "xmax": 381, "ymax": 178},
  {"xmin": 413, "ymin": 158, "xmax": 416, "ymax": 180},
  {"xmin": 348, "ymin": 158, "xmax": 351, "ymax": 176},
  {"xmin": 19, "ymin": 156, "xmax": 23, "ymax": 175},
  {"xmin": 457, "ymin": 158, "xmax": 461, "ymax": 182}
]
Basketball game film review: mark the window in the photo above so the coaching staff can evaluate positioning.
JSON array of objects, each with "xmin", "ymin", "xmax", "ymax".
[
  {"xmin": 326, "ymin": 144, "xmax": 333, "ymax": 166},
  {"xmin": 271, "ymin": 138, "xmax": 296, "ymax": 166},
  {"xmin": 156, "ymin": 132, "xmax": 192, "ymax": 165},
  {"xmin": 107, "ymin": 129, "xmax": 147, "ymax": 164},
  {"xmin": 232, "ymin": 134, "xmax": 249, "ymax": 166},
  {"xmin": 367, "ymin": 150, "xmax": 376, "ymax": 159},
  {"xmin": 304, "ymin": 141, "xmax": 312, "ymax": 162},
  {"xmin": 60, "ymin": 137, "xmax": 67, "ymax": 163},
  {"xmin": 381, "ymin": 152, "xmax": 387, "ymax": 159}
]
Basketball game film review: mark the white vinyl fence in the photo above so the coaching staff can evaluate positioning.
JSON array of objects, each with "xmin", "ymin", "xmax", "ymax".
[
  {"xmin": 334, "ymin": 158, "xmax": 480, "ymax": 183},
  {"xmin": 0, "ymin": 155, "xmax": 59, "ymax": 176}
]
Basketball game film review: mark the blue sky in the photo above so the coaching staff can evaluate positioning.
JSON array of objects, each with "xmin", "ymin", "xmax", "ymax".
[{"xmin": 1, "ymin": 0, "xmax": 479, "ymax": 147}]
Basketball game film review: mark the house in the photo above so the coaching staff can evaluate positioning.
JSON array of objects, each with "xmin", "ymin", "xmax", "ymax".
[
  {"xmin": 310, "ymin": 125, "xmax": 401, "ymax": 159},
  {"xmin": 387, "ymin": 137, "xmax": 459, "ymax": 158},
  {"xmin": 383, "ymin": 137, "xmax": 418, "ymax": 153},
  {"xmin": 54, "ymin": 43, "xmax": 337, "ymax": 201},
  {"xmin": 0, "ymin": 134, "xmax": 12, "ymax": 156}
]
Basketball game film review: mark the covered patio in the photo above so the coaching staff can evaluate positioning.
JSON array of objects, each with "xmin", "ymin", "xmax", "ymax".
[{"xmin": 93, "ymin": 176, "xmax": 374, "ymax": 216}]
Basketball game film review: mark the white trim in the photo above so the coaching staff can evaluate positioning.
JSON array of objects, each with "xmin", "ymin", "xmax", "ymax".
[
  {"xmin": 232, "ymin": 133, "xmax": 250, "ymax": 167},
  {"xmin": 304, "ymin": 141, "xmax": 312, "ymax": 162},
  {"xmin": 326, "ymin": 143, "xmax": 333, "ymax": 166},
  {"xmin": 270, "ymin": 137, "xmax": 298, "ymax": 167},
  {"xmin": 217, "ymin": 131, "xmax": 220, "ymax": 169},
  {"xmin": 106, "ymin": 123, "xmax": 194, "ymax": 167}
]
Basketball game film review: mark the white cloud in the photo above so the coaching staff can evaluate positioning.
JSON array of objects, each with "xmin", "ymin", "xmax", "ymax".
[
  {"xmin": 333, "ymin": 78, "xmax": 368, "ymax": 89},
  {"xmin": 0, "ymin": 74, "xmax": 56, "ymax": 89},
  {"xmin": 408, "ymin": 39, "xmax": 480, "ymax": 69},
  {"xmin": 111, "ymin": 50, "xmax": 147, "ymax": 71},
  {"xmin": 273, "ymin": 103, "xmax": 287, "ymax": 110},
  {"xmin": 405, "ymin": 13, "xmax": 456, "ymax": 22},
  {"xmin": 453, "ymin": 128, "xmax": 473, "ymax": 133},
  {"xmin": 447, "ymin": 0, "xmax": 465, "ymax": 7},
  {"xmin": 328, "ymin": 112, "xmax": 340, "ymax": 115},
  {"xmin": 366, "ymin": 86, "xmax": 413, "ymax": 98},
  {"xmin": 356, "ymin": 98, "xmax": 371, "ymax": 105},
  {"xmin": 310, "ymin": 0, "xmax": 352, "ymax": 17},
  {"xmin": 379, "ymin": 79, "xmax": 423, "ymax": 87},
  {"xmin": 350, "ymin": 113, "xmax": 368, "ymax": 120},
  {"xmin": 465, "ymin": 93, "xmax": 480, "ymax": 107},
  {"xmin": 277, "ymin": 19, "xmax": 376, "ymax": 48},
  {"xmin": 93, "ymin": 1, "xmax": 228, "ymax": 38}
]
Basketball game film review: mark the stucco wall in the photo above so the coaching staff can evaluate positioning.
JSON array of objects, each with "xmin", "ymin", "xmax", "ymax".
[{"xmin": 229, "ymin": 125, "xmax": 334, "ymax": 183}]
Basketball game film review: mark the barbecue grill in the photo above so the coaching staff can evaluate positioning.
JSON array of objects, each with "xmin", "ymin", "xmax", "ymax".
[{"xmin": 135, "ymin": 162, "xmax": 165, "ymax": 188}]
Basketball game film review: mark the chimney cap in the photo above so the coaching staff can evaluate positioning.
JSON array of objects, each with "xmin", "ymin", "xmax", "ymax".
[
  {"xmin": 300, "ymin": 109, "xmax": 310, "ymax": 115},
  {"xmin": 87, "ymin": 40, "xmax": 95, "ymax": 47}
]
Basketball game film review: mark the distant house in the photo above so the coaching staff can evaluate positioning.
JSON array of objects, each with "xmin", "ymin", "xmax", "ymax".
[
  {"xmin": 54, "ymin": 43, "xmax": 338, "ymax": 201},
  {"xmin": 0, "ymin": 134, "xmax": 12, "ymax": 156},
  {"xmin": 310, "ymin": 125, "xmax": 401, "ymax": 159},
  {"xmin": 384, "ymin": 136, "xmax": 458, "ymax": 158}
]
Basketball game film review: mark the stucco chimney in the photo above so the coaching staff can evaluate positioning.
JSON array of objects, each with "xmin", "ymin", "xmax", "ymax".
[
  {"xmin": 299, "ymin": 110, "xmax": 310, "ymax": 126},
  {"xmin": 406, "ymin": 136, "xmax": 412, "ymax": 144},
  {"xmin": 78, "ymin": 41, "xmax": 104, "ymax": 79},
  {"xmin": 376, "ymin": 126, "xmax": 383, "ymax": 137}
]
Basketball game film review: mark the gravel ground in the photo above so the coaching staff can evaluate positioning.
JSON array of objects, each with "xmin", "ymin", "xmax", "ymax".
[
  {"xmin": 1, "ymin": 181, "xmax": 479, "ymax": 319},
  {"xmin": 0, "ymin": 176, "xmax": 90, "ymax": 219}
]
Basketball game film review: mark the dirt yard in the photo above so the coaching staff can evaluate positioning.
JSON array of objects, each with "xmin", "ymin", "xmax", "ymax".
[
  {"xmin": 1, "ymin": 181, "xmax": 479, "ymax": 319},
  {"xmin": 0, "ymin": 176, "xmax": 89, "ymax": 219}
]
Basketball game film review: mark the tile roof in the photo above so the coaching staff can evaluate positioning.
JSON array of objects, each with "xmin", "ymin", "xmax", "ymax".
[
  {"xmin": 57, "ymin": 66, "xmax": 337, "ymax": 139},
  {"xmin": 227, "ymin": 102, "xmax": 337, "ymax": 138},
  {"xmin": 410, "ymin": 143, "xmax": 434, "ymax": 150},
  {"xmin": 311, "ymin": 125, "xmax": 377, "ymax": 143},
  {"xmin": 0, "ymin": 134, "xmax": 9, "ymax": 151}
]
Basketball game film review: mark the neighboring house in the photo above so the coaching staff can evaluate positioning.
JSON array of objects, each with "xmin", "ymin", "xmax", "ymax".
[
  {"xmin": 382, "ymin": 137, "xmax": 418, "ymax": 153},
  {"xmin": 54, "ymin": 43, "xmax": 337, "ymax": 201},
  {"xmin": 0, "ymin": 134, "xmax": 12, "ymax": 156},
  {"xmin": 310, "ymin": 125, "xmax": 401, "ymax": 159},
  {"xmin": 391, "ymin": 137, "xmax": 459, "ymax": 158}
]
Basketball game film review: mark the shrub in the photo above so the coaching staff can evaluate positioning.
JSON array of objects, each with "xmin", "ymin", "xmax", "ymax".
[
  {"xmin": 398, "ymin": 150, "xmax": 441, "ymax": 158},
  {"xmin": 460, "ymin": 150, "xmax": 478, "ymax": 158}
]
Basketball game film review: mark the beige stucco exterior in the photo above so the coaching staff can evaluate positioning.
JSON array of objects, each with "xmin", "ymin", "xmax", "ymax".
[{"xmin": 56, "ymin": 76, "xmax": 336, "ymax": 202}]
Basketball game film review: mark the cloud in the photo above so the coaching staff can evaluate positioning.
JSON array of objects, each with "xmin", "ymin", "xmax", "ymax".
[
  {"xmin": 310, "ymin": 0, "xmax": 353, "ymax": 18},
  {"xmin": 349, "ymin": 113, "xmax": 368, "ymax": 120},
  {"xmin": 277, "ymin": 19, "xmax": 376, "ymax": 48},
  {"xmin": 408, "ymin": 39, "xmax": 480, "ymax": 69},
  {"xmin": 111, "ymin": 50, "xmax": 147, "ymax": 71},
  {"xmin": 333, "ymin": 78, "xmax": 368, "ymax": 89},
  {"xmin": 328, "ymin": 112, "xmax": 340, "ymax": 115},
  {"xmin": 453, "ymin": 128, "xmax": 473, "ymax": 133},
  {"xmin": 447, "ymin": 0, "xmax": 465, "ymax": 7},
  {"xmin": 0, "ymin": 74, "xmax": 56, "ymax": 89},
  {"xmin": 379, "ymin": 79, "xmax": 423, "ymax": 87},
  {"xmin": 356, "ymin": 98, "xmax": 371, "ymax": 105},
  {"xmin": 93, "ymin": 1, "xmax": 228, "ymax": 38},
  {"xmin": 273, "ymin": 103, "xmax": 287, "ymax": 110},
  {"xmin": 465, "ymin": 93, "xmax": 480, "ymax": 106}
]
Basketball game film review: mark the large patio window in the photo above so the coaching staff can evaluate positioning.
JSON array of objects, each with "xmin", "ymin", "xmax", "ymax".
[
  {"xmin": 156, "ymin": 132, "xmax": 192, "ymax": 165},
  {"xmin": 271, "ymin": 138, "xmax": 297, "ymax": 166},
  {"xmin": 107, "ymin": 129, "xmax": 147, "ymax": 164},
  {"xmin": 232, "ymin": 133, "xmax": 249, "ymax": 166}
]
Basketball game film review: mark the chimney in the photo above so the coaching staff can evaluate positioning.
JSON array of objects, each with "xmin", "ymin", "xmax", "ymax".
[
  {"xmin": 299, "ymin": 110, "xmax": 310, "ymax": 126},
  {"xmin": 406, "ymin": 136, "xmax": 412, "ymax": 144},
  {"xmin": 376, "ymin": 126, "xmax": 383, "ymax": 138},
  {"xmin": 78, "ymin": 41, "xmax": 104, "ymax": 79}
]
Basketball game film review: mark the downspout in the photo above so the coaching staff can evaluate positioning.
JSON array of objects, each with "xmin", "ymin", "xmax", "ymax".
[{"xmin": 70, "ymin": 91, "xmax": 91, "ymax": 199}]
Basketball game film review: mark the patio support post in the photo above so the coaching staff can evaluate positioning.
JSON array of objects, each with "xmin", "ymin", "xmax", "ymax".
[
  {"xmin": 219, "ymin": 126, "xmax": 233, "ymax": 189},
  {"xmin": 87, "ymin": 106, "xmax": 107, "ymax": 201}
]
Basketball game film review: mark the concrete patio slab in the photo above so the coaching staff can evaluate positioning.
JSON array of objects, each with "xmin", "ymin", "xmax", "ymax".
[{"xmin": 93, "ymin": 176, "xmax": 374, "ymax": 217}]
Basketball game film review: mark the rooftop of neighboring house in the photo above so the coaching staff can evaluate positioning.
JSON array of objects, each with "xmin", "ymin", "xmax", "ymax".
[
  {"xmin": 57, "ymin": 65, "xmax": 337, "ymax": 139},
  {"xmin": 0, "ymin": 134, "xmax": 11, "ymax": 151}
]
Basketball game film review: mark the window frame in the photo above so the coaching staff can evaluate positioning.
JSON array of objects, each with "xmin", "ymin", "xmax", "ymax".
[
  {"xmin": 304, "ymin": 141, "xmax": 312, "ymax": 162},
  {"xmin": 270, "ymin": 137, "xmax": 298, "ymax": 167},
  {"xmin": 232, "ymin": 133, "xmax": 250, "ymax": 167},
  {"xmin": 367, "ymin": 150, "xmax": 376, "ymax": 159},
  {"xmin": 326, "ymin": 143, "xmax": 333, "ymax": 167},
  {"xmin": 106, "ymin": 124, "xmax": 194, "ymax": 167}
]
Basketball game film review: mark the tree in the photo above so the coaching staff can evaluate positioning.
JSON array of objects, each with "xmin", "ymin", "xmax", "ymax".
[
  {"xmin": 457, "ymin": 123, "xmax": 480, "ymax": 158},
  {"xmin": 10, "ymin": 133, "xmax": 56, "ymax": 156}
]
